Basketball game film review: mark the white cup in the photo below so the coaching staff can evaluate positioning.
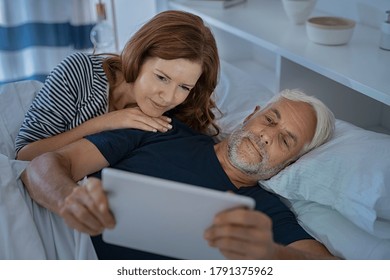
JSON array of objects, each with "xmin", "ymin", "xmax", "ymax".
[{"xmin": 282, "ymin": 0, "xmax": 317, "ymax": 25}]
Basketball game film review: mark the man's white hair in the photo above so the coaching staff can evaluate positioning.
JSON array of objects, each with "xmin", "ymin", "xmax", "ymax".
[{"xmin": 265, "ymin": 88, "xmax": 335, "ymax": 157}]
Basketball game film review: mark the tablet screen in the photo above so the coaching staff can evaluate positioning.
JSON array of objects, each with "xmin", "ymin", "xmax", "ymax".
[{"xmin": 101, "ymin": 168, "xmax": 255, "ymax": 259}]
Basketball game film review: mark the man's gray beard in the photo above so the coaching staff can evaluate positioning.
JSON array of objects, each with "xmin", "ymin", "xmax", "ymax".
[{"xmin": 227, "ymin": 128, "xmax": 285, "ymax": 180}]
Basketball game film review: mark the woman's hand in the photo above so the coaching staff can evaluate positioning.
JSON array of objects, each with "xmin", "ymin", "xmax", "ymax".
[
  {"xmin": 59, "ymin": 177, "xmax": 115, "ymax": 236},
  {"xmin": 100, "ymin": 107, "xmax": 173, "ymax": 133}
]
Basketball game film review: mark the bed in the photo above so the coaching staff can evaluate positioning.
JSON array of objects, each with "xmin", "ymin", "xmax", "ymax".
[
  {"xmin": 0, "ymin": 60, "xmax": 389, "ymax": 259},
  {"xmin": 0, "ymin": 81, "xmax": 97, "ymax": 259}
]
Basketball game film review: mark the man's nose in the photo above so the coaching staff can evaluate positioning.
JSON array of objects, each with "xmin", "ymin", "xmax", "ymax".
[{"xmin": 259, "ymin": 129, "xmax": 274, "ymax": 145}]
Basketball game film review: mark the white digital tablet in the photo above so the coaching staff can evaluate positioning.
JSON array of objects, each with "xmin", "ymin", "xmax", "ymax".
[{"xmin": 101, "ymin": 168, "xmax": 255, "ymax": 260}]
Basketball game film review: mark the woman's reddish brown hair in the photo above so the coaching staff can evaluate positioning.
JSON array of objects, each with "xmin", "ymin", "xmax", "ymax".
[{"xmin": 103, "ymin": 10, "xmax": 220, "ymax": 135}]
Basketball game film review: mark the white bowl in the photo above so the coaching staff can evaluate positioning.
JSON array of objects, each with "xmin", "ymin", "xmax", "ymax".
[
  {"xmin": 306, "ymin": 16, "xmax": 356, "ymax": 45},
  {"xmin": 282, "ymin": 0, "xmax": 317, "ymax": 25}
]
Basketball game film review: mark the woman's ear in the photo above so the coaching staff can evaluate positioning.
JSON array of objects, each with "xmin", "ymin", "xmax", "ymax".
[{"xmin": 243, "ymin": 105, "xmax": 261, "ymax": 124}]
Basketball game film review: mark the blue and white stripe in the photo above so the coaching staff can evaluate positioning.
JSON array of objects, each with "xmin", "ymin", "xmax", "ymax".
[
  {"xmin": 14, "ymin": 52, "xmax": 109, "ymax": 153},
  {"xmin": 0, "ymin": 0, "xmax": 96, "ymax": 85}
]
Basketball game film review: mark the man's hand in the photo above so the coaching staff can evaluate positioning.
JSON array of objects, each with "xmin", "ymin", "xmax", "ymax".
[
  {"xmin": 59, "ymin": 177, "xmax": 115, "ymax": 236},
  {"xmin": 204, "ymin": 208, "xmax": 277, "ymax": 259}
]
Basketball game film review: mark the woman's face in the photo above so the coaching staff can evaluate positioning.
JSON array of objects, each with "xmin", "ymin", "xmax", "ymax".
[{"xmin": 132, "ymin": 57, "xmax": 202, "ymax": 117}]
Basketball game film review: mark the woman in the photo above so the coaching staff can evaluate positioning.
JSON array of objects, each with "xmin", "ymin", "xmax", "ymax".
[{"xmin": 15, "ymin": 10, "xmax": 220, "ymax": 161}]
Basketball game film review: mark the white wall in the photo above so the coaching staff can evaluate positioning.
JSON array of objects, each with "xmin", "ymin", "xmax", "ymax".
[
  {"xmin": 91, "ymin": 0, "xmax": 157, "ymax": 52},
  {"xmin": 315, "ymin": 0, "xmax": 389, "ymax": 29},
  {"xmin": 113, "ymin": 0, "xmax": 157, "ymax": 51}
]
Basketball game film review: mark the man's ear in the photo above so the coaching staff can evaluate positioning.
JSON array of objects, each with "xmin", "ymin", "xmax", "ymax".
[{"xmin": 243, "ymin": 105, "xmax": 261, "ymax": 124}]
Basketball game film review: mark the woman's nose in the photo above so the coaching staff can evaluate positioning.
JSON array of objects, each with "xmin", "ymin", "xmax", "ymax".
[{"xmin": 159, "ymin": 87, "xmax": 176, "ymax": 104}]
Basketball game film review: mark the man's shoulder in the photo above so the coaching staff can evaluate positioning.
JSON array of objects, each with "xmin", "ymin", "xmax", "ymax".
[
  {"xmin": 238, "ymin": 184, "xmax": 283, "ymax": 207},
  {"xmin": 169, "ymin": 117, "xmax": 212, "ymax": 139},
  {"xmin": 88, "ymin": 117, "xmax": 212, "ymax": 144}
]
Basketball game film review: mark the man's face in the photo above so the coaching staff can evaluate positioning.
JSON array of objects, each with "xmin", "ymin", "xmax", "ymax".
[{"xmin": 227, "ymin": 98, "xmax": 316, "ymax": 180}]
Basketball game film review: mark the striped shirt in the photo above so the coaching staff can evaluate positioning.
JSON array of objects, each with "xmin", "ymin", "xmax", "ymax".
[{"xmin": 15, "ymin": 52, "xmax": 109, "ymax": 154}]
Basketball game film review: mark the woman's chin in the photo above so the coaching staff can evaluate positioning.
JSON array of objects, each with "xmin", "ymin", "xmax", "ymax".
[{"xmin": 140, "ymin": 106, "xmax": 164, "ymax": 118}]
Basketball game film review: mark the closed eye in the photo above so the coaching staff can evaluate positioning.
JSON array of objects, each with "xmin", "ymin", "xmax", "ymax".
[
  {"xmin": 265, "ymin": 115, "xmax": 274, "ymax": 125},
  {"xmin": 180, "ymin": 85, "xmax": 191, "ymax": 92},
  {"xmin": 156, "ymin": 74, "xmax": 168, "ymax": 82},
  {"xmin": 283, "ymin": 137, "xmax": 289, "ymax": 147},
  {"xmin": 279, "ymin": 134, "xmax": 290, "ymax": 149},
  {"xmin": 282, "ymin": 132, "xmax": 297, "ymax": 150}
]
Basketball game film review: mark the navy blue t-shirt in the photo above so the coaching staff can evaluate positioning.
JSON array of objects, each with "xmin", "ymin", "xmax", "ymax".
[{"xmin": 85, "ymin": 118, "xmax": 312, "ymax": 259}]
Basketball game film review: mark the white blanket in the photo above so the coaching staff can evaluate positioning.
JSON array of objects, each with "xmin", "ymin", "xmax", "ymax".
[
  {"xmin": 0, "ymin": 151, "xmax": 97, "ymax": 259},
  {"xmin": 0, "ymin": 80, "xmax": 97, "ymax": 259}
]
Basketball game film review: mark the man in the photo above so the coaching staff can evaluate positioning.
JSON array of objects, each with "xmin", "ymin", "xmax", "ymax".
[{"xmin": 22, "ymin": 89, "xmax": 336, "ymax": 259}]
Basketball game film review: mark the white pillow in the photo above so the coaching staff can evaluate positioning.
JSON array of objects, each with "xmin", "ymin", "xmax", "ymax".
[
  {"xmin": 261, "ymin": 119, "xmax": 390, "ymax": 239},
  {"xmin": 212, "ymin": 61, "xmax": 274, "ymax": 139},
  {"xmin": 286, "ymin": 199, "xmax": 390, "ymax": 260},
  {"xmin": 0, "ymin": 80, "xmax": 42, "ymax": 158}
]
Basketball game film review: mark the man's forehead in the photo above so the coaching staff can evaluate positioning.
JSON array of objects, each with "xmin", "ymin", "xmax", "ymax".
[
  {"xmin": 262, "ymin": 98, "xmax": 309, "ymax": 115},
  {"xmin": 259, "ymin": 99, "xmax": 285, "ymax": 117},
  {"xmin": 257, "ymin": 98, "xmax": 316, "ymax": 142}
]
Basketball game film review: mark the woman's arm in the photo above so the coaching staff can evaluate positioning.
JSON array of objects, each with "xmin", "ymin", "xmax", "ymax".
[{"xmin": 16, "ymin": 107, "xmax": 172, "ymax": 161}]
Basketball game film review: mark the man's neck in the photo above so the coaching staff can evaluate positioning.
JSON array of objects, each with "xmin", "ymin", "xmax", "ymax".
[{"xmin": 214, "ymin": 141, "xmax": 258, "ymax": 189}]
